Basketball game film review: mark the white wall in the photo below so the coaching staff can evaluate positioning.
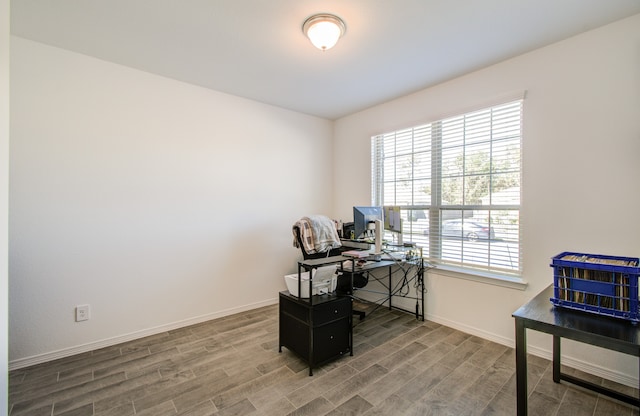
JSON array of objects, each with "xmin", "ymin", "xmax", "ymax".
[
  {"xmin": 9, "ymin": 37, "xmax": 334, "ymax": 367},
  {"xmin": 1, "ymin": 0, "xmax": 10, "ymax": 411},
  {"xmin": 334, "ymin": 14, "xmax": 640, "ymax": 385}
]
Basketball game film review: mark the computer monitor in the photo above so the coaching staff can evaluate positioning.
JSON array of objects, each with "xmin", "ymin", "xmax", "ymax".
[
  {"xmin": 353, "ymin": 206, "xmax": 383, "ymax": 240},
  {"xmin": 383, "ymin": 206, "xmax": 402, "ymax": 233}
]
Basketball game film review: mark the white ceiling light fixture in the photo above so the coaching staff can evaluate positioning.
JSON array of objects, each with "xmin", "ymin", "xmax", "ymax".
[{"xmin": 302, "ymin": 13, "xmax": 346, "ymax": 51}]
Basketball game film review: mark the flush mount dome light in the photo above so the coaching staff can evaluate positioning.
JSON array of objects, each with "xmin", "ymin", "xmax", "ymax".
[{"xmin": 302, "ymin": 13, "xmax": 346, "ymax": 51}]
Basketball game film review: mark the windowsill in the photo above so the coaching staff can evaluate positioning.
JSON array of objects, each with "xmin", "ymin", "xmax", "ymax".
[{"xmin": 427, "ymin": 263, "xmax": 528, "ymax": 290}]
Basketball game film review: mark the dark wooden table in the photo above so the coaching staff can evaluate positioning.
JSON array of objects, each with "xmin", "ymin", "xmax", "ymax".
[{"xmin": 512, "ymin": 285, "xmax": 640, "ymax": 415}]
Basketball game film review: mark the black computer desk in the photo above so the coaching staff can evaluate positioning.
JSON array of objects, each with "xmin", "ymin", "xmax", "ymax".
[
  {"xmin": 297, "ymin": 251, "xmax": 426, "ymax": 321},
  {"xmin": 512, "ymin": 285, "xmax": 640, "ymax": 415}
]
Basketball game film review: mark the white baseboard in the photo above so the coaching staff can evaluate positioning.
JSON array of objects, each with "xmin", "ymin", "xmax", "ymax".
[
  {"xmin": 426, "ymin": 313, "xmax": 514, "ymax": 349},
  {"xmin": 9, "ymin": 298, "xmax": 278, "ymax": 371},
  {"xmin": 426, "ymin": 312, "xmax": 639, "ymax": 389}
]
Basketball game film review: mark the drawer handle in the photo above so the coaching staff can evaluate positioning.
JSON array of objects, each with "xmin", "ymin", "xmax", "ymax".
[{"xmin": 334, "ymin": 309, "xmax": 338, "ymax": 314}]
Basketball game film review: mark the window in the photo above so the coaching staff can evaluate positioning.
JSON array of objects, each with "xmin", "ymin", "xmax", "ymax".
[{"xmin": 372, "ymin": 99, "xmax": 523, "ymax": 277}]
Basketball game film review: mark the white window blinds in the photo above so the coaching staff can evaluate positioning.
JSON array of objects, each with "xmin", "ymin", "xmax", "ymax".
[{"xmin": 372, "ymin": 99, "xmax": 523, "ymax": 276}]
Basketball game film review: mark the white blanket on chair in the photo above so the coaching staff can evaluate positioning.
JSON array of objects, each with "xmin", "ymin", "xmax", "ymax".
[{"xmin": 293, "ymin": 215, "xmax": 342, "ymax": 255}]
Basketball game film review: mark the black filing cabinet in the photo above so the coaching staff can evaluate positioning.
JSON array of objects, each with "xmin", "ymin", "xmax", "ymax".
[{"xmin": 279, "ymin": 291, "xmax": 352, "ymax": 375}]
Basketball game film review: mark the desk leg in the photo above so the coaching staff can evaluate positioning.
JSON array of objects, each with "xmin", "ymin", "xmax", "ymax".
[
  {"xmin": 420, "ymin": 263, "xmax": 425, "ymax": 321},
  {"xmin": 388, "ymin": 266, "xmax": 392, "ymax": 310},
  {"xmin": 553, "ymin": 335, "xmax": 561, "ymax": 383},
  {"xmin": 515, "ymin": 318, "xmax": 528, "ymax": 416}
]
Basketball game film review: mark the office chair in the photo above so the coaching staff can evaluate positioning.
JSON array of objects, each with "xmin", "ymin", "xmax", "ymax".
[{"xmin": 293, "ymin": 224, "xmax": 368, "ymax": 320}]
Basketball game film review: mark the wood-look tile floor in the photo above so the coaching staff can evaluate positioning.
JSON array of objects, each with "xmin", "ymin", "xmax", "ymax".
[{"xmin": 8, "ymin": 302, "xmax": 640, "ymax": 416}]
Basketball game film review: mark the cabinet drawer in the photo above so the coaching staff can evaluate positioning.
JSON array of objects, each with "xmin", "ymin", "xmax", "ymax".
[
  {"xmin": 313, "ymin": 318, "xmax": 351, "ymax": 363},
  {"xmin": 312, "ymin": 298, "xmax": 351, "ymax": 326}
]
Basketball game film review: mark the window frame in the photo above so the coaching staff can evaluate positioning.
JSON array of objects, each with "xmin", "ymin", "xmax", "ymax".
[{"xmin": 372, "ymin": 96, "xmax": 525, "ymax": 286}]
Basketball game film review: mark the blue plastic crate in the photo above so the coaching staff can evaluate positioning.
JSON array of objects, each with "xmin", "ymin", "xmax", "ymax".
[{"xmin": 550, "ymin": 252, "xmax": 640, "ymax": 323}]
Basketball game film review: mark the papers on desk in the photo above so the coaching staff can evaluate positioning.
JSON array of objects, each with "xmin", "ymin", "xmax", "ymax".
[{"xmin": 342, "ymin": 250, "xmax": 369, "ymax": 259}]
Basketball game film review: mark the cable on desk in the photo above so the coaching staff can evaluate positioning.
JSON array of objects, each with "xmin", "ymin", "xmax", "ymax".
[
  {"xmin": 366, "ymin": 262, "xmax": 417, "ymax": 293},
  {"xmin": 379, "ymin": 251, "xmax": 422, "ymax": 296},
  {"xmin": 349, "ymin": 260, "xmax": 426, "ymax": 326}
]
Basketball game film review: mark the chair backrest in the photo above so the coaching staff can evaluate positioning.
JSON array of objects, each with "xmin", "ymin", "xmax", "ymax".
[{"xmin": 294, "ymin": 225, "xmax": 343, "ymax": 260}]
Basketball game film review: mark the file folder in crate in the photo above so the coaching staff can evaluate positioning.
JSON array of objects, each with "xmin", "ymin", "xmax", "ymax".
[{"xmin": 550, "ymin": 252, "xmax": 640, "ymax": 323}]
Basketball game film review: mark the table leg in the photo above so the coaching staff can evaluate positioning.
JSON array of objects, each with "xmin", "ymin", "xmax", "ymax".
[
  {"xmin": 553, "ymin": 335, "xmax": 561, "ymax": 383},
  {"xmin": 515, "ymin": 318, "xmax": 528, "ymax": 416}
]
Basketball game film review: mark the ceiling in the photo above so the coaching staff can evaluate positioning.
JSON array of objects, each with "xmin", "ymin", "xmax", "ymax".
[{"xmin": 10, "ymin": 1, "xmax": 640, "ymax": 120}]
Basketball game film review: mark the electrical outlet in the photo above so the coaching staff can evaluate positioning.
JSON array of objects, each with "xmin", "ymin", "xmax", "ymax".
[{"xmin": 76, "ymin": 304, "xmax": 90, "ymax": 322}]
